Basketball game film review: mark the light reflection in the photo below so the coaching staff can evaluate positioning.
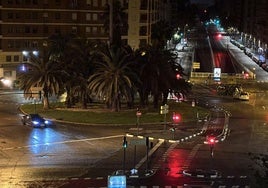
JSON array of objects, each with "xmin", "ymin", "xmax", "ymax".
[
  {"xmin": 167, "ymin": 150, "xmax": 183, "ymax": 178},
  {"xmin": 28, "ymin": 128, "xmax": 53, "ymax": 154}
]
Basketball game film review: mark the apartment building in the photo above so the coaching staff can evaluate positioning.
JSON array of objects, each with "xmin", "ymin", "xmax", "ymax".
[
  {"xmin": 0, "ymin": 0, "xmax": 168, "ymax": 85},
  {"xmin": 218, "ymin": 0, "xmax": 267, "ymax": 54}
]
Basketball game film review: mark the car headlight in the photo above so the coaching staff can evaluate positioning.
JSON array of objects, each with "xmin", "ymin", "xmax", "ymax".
[
  {"xmin": 32, "ymin": 121, "xmax": 40, "ymax": 125},
  {"xmin": 44, "ymin": 120, "xmax": 50, "ymax": 124}
]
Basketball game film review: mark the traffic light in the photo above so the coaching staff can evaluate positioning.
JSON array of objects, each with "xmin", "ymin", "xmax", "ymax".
[
  {"xmin": 123, "ymin": 136, "xmax": 127, "ymax": 148},
  {"xmin": 172, "ymin": 112, "xmax": 181, "ymax": 124},
  {"xmin": 208, "ymin": 137, "xmax": 215, "ymax": 144},
  {"xmin": 205, "ymin": 135, "xmax": 218, "ymax": 145}
]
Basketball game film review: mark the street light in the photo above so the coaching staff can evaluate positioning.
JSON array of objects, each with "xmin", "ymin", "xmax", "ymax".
[
  {"xmin": 183, "ymin": 24, "xmax": 188, "ymax": 38},
  {"xmin": 252, "ymin": 67, "xmax": 256, "ymax": 79}
]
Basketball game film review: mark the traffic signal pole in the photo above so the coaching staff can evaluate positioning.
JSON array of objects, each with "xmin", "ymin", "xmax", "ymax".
[{"xmin": 123, "ymin": 136, "xmax": 127, "ymax": 174}]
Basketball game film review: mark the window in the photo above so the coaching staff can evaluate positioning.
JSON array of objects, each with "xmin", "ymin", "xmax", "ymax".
[
  {"xmin": 100, "ymin": 27, "xmax": 105, "ymax": 34},
  {"xmin": 140, "ymin": 39, "xmax": 147, "ymax": 47},
  {"xmin": 6, "ymin": 56, "xmax": 12, "ymax": 62},
  {"xmin": 72, "ymin": 13, "xmax": 77, "ymax": 20},
  {"xmin": 32, "ymin": 12, "xmax": 38, "ymax": 19},
  {"xmin": 86, "ymin": 0, "xmax": 91, "ymax": 6},
  {"xmin": 32, "ymin": 27, "xmax": 38, "ymax": 33},
  {"xmin": 55, "ymin": 12, "xmax": 61, "ymax": 19},
  {"xmin": 55, "ymin": 0, "xmax": 61, "ymax": 5},
  {"xmin": 92, "ymin": 27, "xmax": 97, "ymax": 33},
  {"xmin": 14, "ymin": 55, "xmax": 19, "ymax": 62},
  {"xmin": 92, "ymin": 13, "xmax": 98, "ymax": 21},
  {"xmin": 16, "ymin": 0, "xmax": 22, "ymax": 4},
  {"xmin": 7, "ymin": 41, "xmax": 14, "ymax": 48},
  {"xmin": 140, "ymin": 26, "xmax": 147, "ymax": 35},
  {"xmin": 32, "ymin": 41, "xmax": 38, "ymax": 48},
  {"xmin": 71, "ymin": 0, "xmax": 77, "ymax": 7},
  {"xmin": 43, "ymin": 26, "xmax": 48, "ymax": 33},
  {"xmin": 86, "ymin": 27, "xmax": 91, "ymax": 33},
  {"xmin": 8, "ymin": 27, "xmax": 14, "ymax": 33},
  {"xmin": 86, "ymin": 13, "xmax": 91, "ymax": 21},
  {"xmin": 72, "ymin": 27, "xmax": 77, "ymax": 33},
  {"xmin": 7, "ymin": 13, "xmax": 13, "ymax": 19},
  {"xmin": 4, "ymin": 71, "xmax": 12, "ymax": 77},
  {"xmin": 43, "ymin": 12, "xmax": 48, "ymax": 18},
  {"xmin": 93, "ymin": 0, "xmax": 98, "ymax": 7},
  {"xmin": 101, "ymin": 0, "xmax": 107, "ymax": 6},
  {"xmin": 25, "ymin": 26, "xmax": 30, "ymax": 33},
  {"xmin": 15, "ymin": 13, "xmax": 20, "ymax": 19}
]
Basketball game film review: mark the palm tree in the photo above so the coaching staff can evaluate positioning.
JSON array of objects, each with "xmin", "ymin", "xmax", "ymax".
[
  {"xmin": 17, "ymin": 53, "xmax": 67, "ymax": 109},
  {"xmin": 135, "ymin": 42, "xmax": 192, "ymax": 109},
  {"xmin": 88, "ymin": 43, "xmax": 137, "ymax": 112},
  {"xmin": 135, "ymin": 45, "xmax": 178, "ymax": 108},
  {"xmin": 62, "ymin": 37, "xmax": 97, "ymax": 108},
  {"xmin": 151, "ymin": 20, "xmax": 173, "ymax": 49}
]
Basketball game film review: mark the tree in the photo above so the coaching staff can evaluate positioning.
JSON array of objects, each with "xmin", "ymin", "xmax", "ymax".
[
  {"xmin": 151, "ymin": 20, "xmax": 173, "ymax": 49},
  {"xmin": 17, "ymin": 53, "xmax": 67, "ymax": 109},
  {"xmin": 135, "ymin": 45, "xmax": 184, "ymax": 108},
  {"xmin": 61, "ymin": 37, "xmax": 96, "ymax": 108},
  {"xmin": 88, "ymin": 43, "xmax": 137, "ymax": 112}
]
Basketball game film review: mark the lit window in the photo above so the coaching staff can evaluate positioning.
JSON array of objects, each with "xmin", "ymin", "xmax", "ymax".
[
  {"xmin": 72, "ymin": 13, "xmax": 77, "ymax": 20},
  {"xmin": 93, "ymin": 13, "xmax": 98, "ymax": 21},
  {"xmin": 86, "ymin": 13, "xmax": 91, "ymax": 21},
  {"xmin": 92, "ymin": 27, "xmax": 97, "ymax": 33},
  {"xmin": 72, "ymin": 27, "xmax": 77, "ymax": 33},
  {"xmin": 86, "ymin": 27, "xmax": 91, "ymax": 33}
]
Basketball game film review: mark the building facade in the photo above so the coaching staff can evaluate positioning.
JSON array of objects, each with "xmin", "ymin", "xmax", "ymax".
[
  {"xmin": 0, "ymin": 0, "xmax": 168, "ymax": 85},
  {"xmin": 217, "ymin": 0, "xmax": 268, "ymax": 58}
]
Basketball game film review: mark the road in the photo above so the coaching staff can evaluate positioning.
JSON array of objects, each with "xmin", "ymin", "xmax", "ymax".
[
  {"xmin": 0, "ymin": 88, "xmax": 257, "ymax": 187},
  {"xmin": 1, "ymin": 25, "xmax": 268, "ymax": 188}
]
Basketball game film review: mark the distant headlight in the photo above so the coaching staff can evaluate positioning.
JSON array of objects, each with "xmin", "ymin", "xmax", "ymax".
[
  {"xmin": 44, "ymin": 120, "xmax": 50, "ymax": 124},
  {"xmin": 32, "ymin": 121, "xmax": 40, "ymax": 125}
]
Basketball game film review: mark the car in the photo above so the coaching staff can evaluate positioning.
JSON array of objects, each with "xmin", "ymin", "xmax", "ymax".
[
  {"xmin": 239, "ymin": 92, "xmax": 249, "ymax": 101},
  {"xmin": 21, "ymin": 113, "xmax": 51, "ymax": 128}
]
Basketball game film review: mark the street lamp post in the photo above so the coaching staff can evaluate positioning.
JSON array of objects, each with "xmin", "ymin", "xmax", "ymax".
[
  {"xmin": 136, "ymin": 108, "xmax": 141, "ymax": 136},
  {"xmin": 183, "ymin": 24, "xmax": 188, "ymax": 38},
  {"xmin": 252, "ymin": 67, "xmax": 256, "ymax": 79}
]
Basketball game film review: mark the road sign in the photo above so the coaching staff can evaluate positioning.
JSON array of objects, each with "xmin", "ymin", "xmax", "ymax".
[
  {"xmin": 160, "ymin": 104, "xmax": 169, "ymax": 114},
  {"xmin": 108, "ymin": 175, "xmax": 126, "ymax": 188}
]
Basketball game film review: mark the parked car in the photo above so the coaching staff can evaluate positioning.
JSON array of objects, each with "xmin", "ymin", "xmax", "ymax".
[{"xmin": 21, "ymin": 113, "xmax": 51, "ymax": 128}]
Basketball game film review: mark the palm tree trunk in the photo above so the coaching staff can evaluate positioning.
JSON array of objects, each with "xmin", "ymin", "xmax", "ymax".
[
  {"xmin": 43, "ymin": 95, "xmax": 50, "ymax": 109},
  {"xmin": 43, "ymin": 86, "xmax": 50, "ymax": 109}
]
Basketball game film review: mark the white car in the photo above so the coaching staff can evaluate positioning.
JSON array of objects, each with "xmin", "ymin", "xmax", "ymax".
[{"xmin": 238, "ymin": 92, "xmax": 249, "ymax": 101}]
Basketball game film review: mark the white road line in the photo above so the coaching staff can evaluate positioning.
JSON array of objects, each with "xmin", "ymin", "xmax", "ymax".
[{"xmin": 2, "ymin": 134, "xmax": 125, "ymax": 150}]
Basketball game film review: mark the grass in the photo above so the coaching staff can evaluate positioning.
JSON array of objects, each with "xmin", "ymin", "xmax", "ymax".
[{"xmin": 20, "ymin": 100, "xmax": 209, "ymax": 125}]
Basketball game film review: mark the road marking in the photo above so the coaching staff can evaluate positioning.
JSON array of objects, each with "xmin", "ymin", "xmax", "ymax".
[
  {"xmin": 2, "ymin": 134, "xmax": 125, "ymax": 150},
  {"xmin": 182, "ymin": 143, "xmax": 202, "ymax": 169}
]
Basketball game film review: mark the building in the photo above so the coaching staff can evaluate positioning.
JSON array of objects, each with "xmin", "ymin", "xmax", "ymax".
[
  {"xmin": 217, "ymin": 0, "xmax": 268, "ymax": 58},
  {"xmin": 0, "ymin": 0, "xmax": 169, "ymax": 86}
]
